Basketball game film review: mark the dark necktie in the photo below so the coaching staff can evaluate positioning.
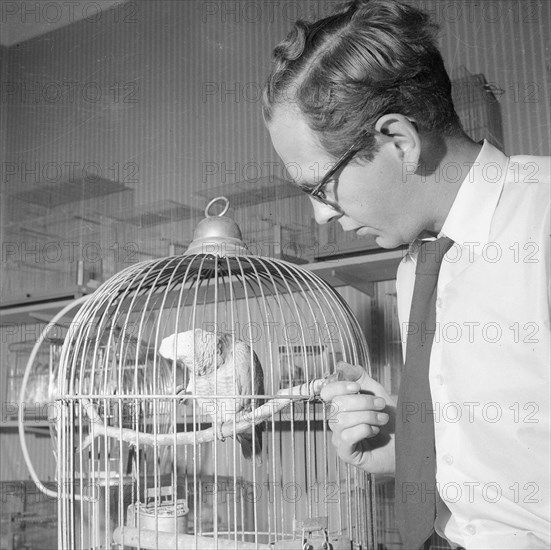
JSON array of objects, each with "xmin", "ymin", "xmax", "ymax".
[{"xmin": 395, "ymin": 236, "xmax": 454, "ymax": 549}]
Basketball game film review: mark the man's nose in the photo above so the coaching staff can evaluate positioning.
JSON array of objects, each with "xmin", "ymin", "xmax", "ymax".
[{"xmin": 311, "ymin": 198, "xmax": 341, "ymax": 225}]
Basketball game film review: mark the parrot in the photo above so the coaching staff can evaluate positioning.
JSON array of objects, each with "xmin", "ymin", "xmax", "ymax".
[{"xmin": 159, "ymin": 328, "xmax": 265, "ymax": 460}]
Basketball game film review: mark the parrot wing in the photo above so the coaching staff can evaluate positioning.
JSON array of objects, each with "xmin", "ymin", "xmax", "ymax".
[
  {"xmin": 160, "ymin": 331, "xmax": 265, "ymax": 461},
  {"xmin": 235, "ymin": 345, "xmax": 265, "ymax": 460}
]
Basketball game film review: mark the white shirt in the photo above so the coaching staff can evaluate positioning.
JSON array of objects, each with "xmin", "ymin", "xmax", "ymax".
[{"xmin": 396, "ymin": 141, "xmax": 550, "ymax": 549}]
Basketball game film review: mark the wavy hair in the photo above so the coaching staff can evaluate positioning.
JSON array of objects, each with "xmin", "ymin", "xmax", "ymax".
[{"xmin": 262, "ymin": 0, "xmax": 462, "ymax": 161}]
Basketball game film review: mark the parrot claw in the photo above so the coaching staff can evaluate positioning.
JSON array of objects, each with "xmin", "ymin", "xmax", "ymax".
[
  {"xmin": 175, "ymin": 385, "xmax": 191, "ymax": 405},
  {"xmin": 216, "ymin": 423, "xmax": 225, "ymax": 442},
  {"xmin": 179, "ymin": 394, "xmax": 191, "ymax": 406}
]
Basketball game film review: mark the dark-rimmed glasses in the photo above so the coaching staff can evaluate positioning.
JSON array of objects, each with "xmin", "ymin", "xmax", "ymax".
[{"xmin": 301, "ymin": 136, "xmax": 365, "ymax": 210}]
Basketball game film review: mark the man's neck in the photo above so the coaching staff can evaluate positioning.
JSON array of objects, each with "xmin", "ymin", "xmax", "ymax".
[{"xmin": 417, "ymin": 133, "xmax": 483, "ymax": 235}]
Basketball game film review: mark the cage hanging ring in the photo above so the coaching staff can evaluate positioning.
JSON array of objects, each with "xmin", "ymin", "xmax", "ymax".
[{"xmin": 205, "ymin": 196, "xmax": 230, "ymax": 218}]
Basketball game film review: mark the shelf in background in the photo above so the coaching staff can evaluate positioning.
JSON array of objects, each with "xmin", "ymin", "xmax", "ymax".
[
  {"xmin": 0, "ymin": 290, "xmax": 88, "ymax": 326},
  {"xmin": 0, "ymin": 248, "xmax": 405, "ymax": 326},
  {"xmin": 306, "ymin": 248, "xmax": 405, "ymax": 295}
]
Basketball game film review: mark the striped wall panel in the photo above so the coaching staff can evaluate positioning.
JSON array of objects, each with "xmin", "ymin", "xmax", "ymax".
[
  {"xmin": 1, "ymin": 0, "xmax": 549, "ymax": 482},
  {"xmin": 420, "ymin": 0, "xmax": 550, "ymax": 155},
  {"xmin": 2, "ymin": 1, "xmax": 548, "ymax": 276}
]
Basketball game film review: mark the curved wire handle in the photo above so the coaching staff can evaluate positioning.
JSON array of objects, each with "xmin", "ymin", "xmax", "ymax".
[
  {"xmin": 18, "ymin": 295, "xmax": 90, "ymax": 499},
  {"xmin": 205, "ymin": 196, "xmax": 230, "ymax": 217}
]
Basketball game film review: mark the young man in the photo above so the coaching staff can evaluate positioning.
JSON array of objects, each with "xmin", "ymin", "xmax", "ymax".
[{"xmin": 263, "ymin": 1, "xmax": 550, "ymax": 548}]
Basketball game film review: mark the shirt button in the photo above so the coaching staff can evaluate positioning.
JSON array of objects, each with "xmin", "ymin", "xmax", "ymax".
[
  {"xmin": 443, "ymin": 454, "xmax": 454, "ymax": 465},
  {"xmin": 435, "ymin": 375, "xmax": 444, "ymax": 385},
  {"xmin": 466, "ymin": 524, "xmax": 476, "ymax": 535},
  {"xmin": 436, "ymin": 298, "xmax": 443, "ymax": 308}
]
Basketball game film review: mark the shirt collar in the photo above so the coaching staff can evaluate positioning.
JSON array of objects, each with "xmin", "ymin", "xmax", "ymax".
[
  {"xmin": 440, "ymin": 140, "xmax": 508, "ymax": 251},
  {"xmin": 404, "ymin": 140, "xmax": 509, "ymax": 259}
]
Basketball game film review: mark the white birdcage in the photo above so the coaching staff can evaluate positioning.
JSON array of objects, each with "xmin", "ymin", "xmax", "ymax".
[{"xmin": 26, "ymin": 197, "xmax": 377, "ymax": 549}]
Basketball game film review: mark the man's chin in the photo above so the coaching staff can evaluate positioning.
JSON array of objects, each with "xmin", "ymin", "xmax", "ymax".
[
  {"xmin": 350, "ymin": 226, "xmax": 407, "ymax": 249},
  {"xmin": 374, "ymin": 234, "xmax": 405, "ymax": 249}
]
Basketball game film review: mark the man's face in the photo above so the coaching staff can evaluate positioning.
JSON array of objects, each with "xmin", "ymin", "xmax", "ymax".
[{"xmin": 267, "ymin": 108, "xmax": 426, "ymax": 249}]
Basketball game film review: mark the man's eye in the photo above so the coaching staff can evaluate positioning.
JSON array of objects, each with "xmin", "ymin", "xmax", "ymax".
[{"xmin": 323, "ymin": 179, "xmax": 337, "ymax": 191}]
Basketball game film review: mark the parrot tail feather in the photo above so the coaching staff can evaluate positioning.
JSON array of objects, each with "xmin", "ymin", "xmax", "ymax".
[{"xmin": 236, "ymin": 424, "xmax": 263, "ymax": 461}]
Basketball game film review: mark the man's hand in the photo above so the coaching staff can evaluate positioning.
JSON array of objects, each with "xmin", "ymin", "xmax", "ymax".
[{"xmin": 321, "ymin": 361, "xmax": 396, "ymax": 476}]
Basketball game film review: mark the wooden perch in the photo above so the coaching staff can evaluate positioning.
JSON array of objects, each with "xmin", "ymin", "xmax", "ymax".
[
  {"xmin": 113, "ymin": 526, "xmax": 270, "ymax": 549},
  {"xmin": 78, "ymin": 376, "xmax": 334, "ymax": 452}
]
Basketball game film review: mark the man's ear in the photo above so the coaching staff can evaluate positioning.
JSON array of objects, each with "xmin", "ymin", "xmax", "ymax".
[{"xmin": 374, "ymin": 114, "xmax": 421, "ymax": 168}]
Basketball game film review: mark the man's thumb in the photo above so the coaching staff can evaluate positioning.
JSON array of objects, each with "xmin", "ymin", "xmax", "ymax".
[
  {"xmin": 336, "ymin": 361, "xmax": 386, "ymax": 397},
  {"xmin": 336, "ymin": 361, "xmax": 368, "ymax": 382}
]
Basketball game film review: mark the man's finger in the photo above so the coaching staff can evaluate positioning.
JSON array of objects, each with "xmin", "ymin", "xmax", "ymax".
[
  {"xmin": 339, "ymin": 424, "xmax": 379, "ymax": 447},
  {"xmin": 332, "ymin": 394, "xmax": 386, "ymax": 413},
  {"xmin": 328, "ymin": 410, "xmax": 389, "ymax": 429},
  {"xmin": 320, "ymin": 381, "xmax": 360, "ymax": 402}
]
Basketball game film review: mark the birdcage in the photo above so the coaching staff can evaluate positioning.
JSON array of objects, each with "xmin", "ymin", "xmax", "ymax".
[{"xmin": 25, "ymin": 197, "xmax": 377, "ymax": 549}]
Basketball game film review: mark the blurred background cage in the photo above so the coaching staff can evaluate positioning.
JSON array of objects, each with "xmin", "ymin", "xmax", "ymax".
[
  {"xmin": 6, "ymin": 318, "xmax": 71, "ymax": 549},
  {"xmin": 451, "ymin": 67, "xmax": 505, "ymax": 151},
  {"xmin": 5, "ymin": 337, "xmax": 64, "ymax": 418},
  {"xmin": 0, "ymin": 480, "xmax": 58, "ymax": 550},
  {"xmin": 22, "ymin": 198, "xmax": 378, "ymax": 549}
]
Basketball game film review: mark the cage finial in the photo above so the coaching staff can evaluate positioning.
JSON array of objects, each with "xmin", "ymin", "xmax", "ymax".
[{"xmin": 184, "ymin": 196, "xmax": 249, "ymax": 257}]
